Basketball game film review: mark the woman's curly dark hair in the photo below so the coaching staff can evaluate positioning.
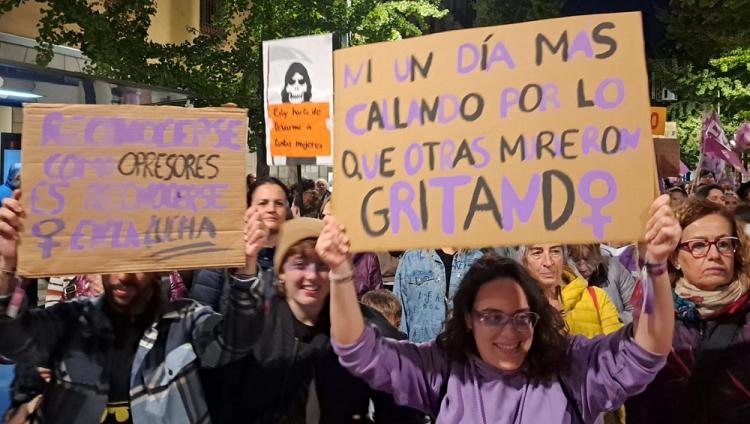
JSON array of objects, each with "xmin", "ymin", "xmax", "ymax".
[{"xmin": 436, "ymin": 254, "xmax": 569, "ymax": 380}]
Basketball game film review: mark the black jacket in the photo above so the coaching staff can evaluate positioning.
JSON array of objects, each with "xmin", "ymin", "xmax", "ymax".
[{"xmin": 203, "ymin": 296, "xmax": 424, "ymax": 423}]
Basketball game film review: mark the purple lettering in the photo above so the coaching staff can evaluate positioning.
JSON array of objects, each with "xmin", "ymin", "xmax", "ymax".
[
  {"xmin": 30, "ymin": 181, "xmax": 68, "ymax": 215},
  {"xmin": 582, "ymin": 126, "xmax": 600, "ymax": 155},
  {"xmin": 390, "ymin": 181, "xmax": 420, "ymax": 234},
  {"xmin": 594, "ymin": 78, "xmax": 625, "ymax": 110},
  {"xmin": 429, "ymin": 176, "xmax": 472, "ymax": 234},
  {"xmin": 31, "ymin": 219, "xmax": 64, "ymax": 259},
  {"xmin": 486, "ymin": 42, "xmax": 515, "ymax": 71},
  {"xmin": 212, "ymin": 119, "xmax": 244, "ymax": 151},
  {"xmin": 500, "ymin": 88, "xmax": 519, "ymax": 118},
  {"xmin": 71, "ymin": 220, "xmax": 92, "ymax": 251},
  {"xmin": 84, "ymin": 117, "xmax": 109, "ymax": 146},
  {"xmin": 471, "ymin": 136, "xmax": 490, "ymax": 169},
  {"xmin": 41, "ymin": 112, "xmax": 64, "ymax": 145},
  {"xmin": 361, "ymin": 153, "xmax": 380, "ymax": 180},
  {"xmin": 619, "ymin": 127, "xmax": 641, "ymax": 151},
  {"xmin": 394, "ymin": 57, "xmax": 411, "ymax": 82},
  {"xmin": 457, "ymin": 43, "xmax": 480, "ymax": 74},
  {"xmin": 404, "ymin": 143, "xmax": 424, "ymax": 176},
  {"xmin": 437, "ymin": 95, "xmax": 459, "ymax": 124},
  {"xmin": 345, "ymin": 104, "xmax": 367, "ymax": 136},
  {"xmin": 344, "ymin": 62, "xmax": 365, "ymax": 88},
  {"xmin": 568, "ymin": 30, "xmax": 594, "ymax": 60},
  {"xmin": 501, "ymin": 174, "xmax": 540, "ymax": 231},
  {"xmin": 578, "ymin": 170, "xmax": 617, "ymax": 239},
  {"xmin": 440, "ymin": 139, "xmax": 456, "ymax": 170}
]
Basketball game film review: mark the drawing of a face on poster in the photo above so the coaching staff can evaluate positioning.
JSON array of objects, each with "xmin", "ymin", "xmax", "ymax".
[{"xmin": 281, "ymin": 62, "xmax": 312, "ymax": 104}]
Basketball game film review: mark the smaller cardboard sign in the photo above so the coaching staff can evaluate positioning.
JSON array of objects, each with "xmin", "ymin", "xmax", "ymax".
[
  {"xmin": 650, "ymin": 107, "xmax": 667, "ymax": 136},
  {"xmin": 19, "ymin": 104, "xmax": 248, "ymax": 277},
  {"xmin": 654, "ymin": 137, "xmax": 680, "ymax": 177},
  {"xmin": 269, "ymin": 102, "xmax": 331, "ymax": 157}
]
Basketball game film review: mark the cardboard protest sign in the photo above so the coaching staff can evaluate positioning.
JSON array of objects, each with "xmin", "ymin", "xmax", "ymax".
[
  {"xmin": 654, "ymin": 137, "xmax": 681, "ymax": 177},
  {"xmin": 263, "ymin": 33, "xmax": 334, "ymax": 166},
  {"xmin": 650, "ymin": 107, "xmax": 667, "ymax": 136},
  {"xmin": 19, "ymin": 104, "xmax": 248, "ymax": 277},
  {"xmin": 333, "ymin": 12, "xmax": 658, "ymax": 251}
]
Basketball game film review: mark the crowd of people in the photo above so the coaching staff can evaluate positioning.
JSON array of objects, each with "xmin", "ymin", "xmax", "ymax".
[{"xmin": 0, "ymin": 168, "xmax": 748, "ymax": 423}]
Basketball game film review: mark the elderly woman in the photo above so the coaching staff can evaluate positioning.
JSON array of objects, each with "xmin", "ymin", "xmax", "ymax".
[
  {"xmin": 568, "ymin": 244, "xmax": 635, "ymax": 324},
  {"xmin": 626, "ymin": 198, "xmax": 750, "ymax": 423},
  {"xmin": 518, "ymin": 244, "xmax": 623, "ymax": 338},
  {"xmin": 325, "ymin": 196, "xmax": 679, "ymax": 423}
]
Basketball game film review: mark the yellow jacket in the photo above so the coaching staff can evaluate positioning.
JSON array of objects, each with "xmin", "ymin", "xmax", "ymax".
[{"xmin": 560, "ymin": 268, "xmax": 623, "ymax": 338}]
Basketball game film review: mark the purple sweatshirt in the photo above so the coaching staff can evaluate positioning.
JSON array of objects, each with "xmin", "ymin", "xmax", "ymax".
[{"xmin": 333, "ymin": 325, "xmax": 665, "ymax": 423}]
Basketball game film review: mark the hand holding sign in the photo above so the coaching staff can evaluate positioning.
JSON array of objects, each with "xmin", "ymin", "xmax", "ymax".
[
  {"xmin": 0, "ymin": 190, "xmax": 24, "ymax": 270},
  {"xmin": 316, "ymin": 216, "xmax": 352, "ymax": 275},
  {"xmin": 644, "ymin": 195, "xmax": 680, "ymax": 265},
  {"xmin": 243, "ymin": 206, "xmax": 270, "ymax": 260}
]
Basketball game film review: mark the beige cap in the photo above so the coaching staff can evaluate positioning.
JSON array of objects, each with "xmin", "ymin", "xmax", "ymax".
[{"xmin": 273, "ymin": 217, "xmax": 325, "ymax": 274}]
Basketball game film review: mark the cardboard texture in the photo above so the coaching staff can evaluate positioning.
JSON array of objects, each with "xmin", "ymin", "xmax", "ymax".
[
  {"xmin": 650, "ymin": 107, "xmax": 667, "ymax": 136},
  {"xmin": 654, "ymin": 137, "xmax": 681, "ymax": 177},
  {"xmin": 333, "ymin": 12, "xmax": 658, "ymax": 251},
  {"xmin": 19, "ymin": 104, "xmax": 248, "ymax": 277}
]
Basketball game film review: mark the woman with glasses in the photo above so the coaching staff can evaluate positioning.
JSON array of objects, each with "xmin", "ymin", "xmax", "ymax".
[
  {"xmin": 627, "ymin": 198, "xmax": 750, "ymax": 424},
  {"xmin": 205, "ymin": 217, "xmax": 423, "ymax": 423},
  {"xmin": 325, "ymin": 195, "xmax": 680, "ymax": 423}
]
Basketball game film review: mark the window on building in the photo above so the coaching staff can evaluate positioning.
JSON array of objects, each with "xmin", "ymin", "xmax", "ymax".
[{"xmin": 200, "ymin": 0, "xmax": 223, "ymax": 34}]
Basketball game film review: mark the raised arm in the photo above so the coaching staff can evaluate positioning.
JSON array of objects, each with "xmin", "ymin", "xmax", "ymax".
[
  {"xmin": 0, "ymin": 190, "xmax": 67, "ymax": 365},
  {"xmin": 320, "ymin": 217, "xmax": 450, "ymax": 415},
  {"xmin": 317, "ymin": 216, "xmax": 365, "ymax": 344},
  {"xmin": 192, "ymin": 206, "xmax": 268, "ymax": 367},
  {"xmin": 635, "ymin": 194, "xmax": 679, "ymax": 355}
]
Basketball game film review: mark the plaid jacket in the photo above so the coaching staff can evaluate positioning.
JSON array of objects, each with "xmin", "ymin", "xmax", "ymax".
[{"xmin": 0, "ymin": 274, "xmax": 263, "ymax": 424}]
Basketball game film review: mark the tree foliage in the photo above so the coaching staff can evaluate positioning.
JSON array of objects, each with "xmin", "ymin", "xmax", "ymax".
[
  {"xmin": 655, "ymin": 0, "xmax": 750, "ymax": 168},
  {"xmin": 473, "ymin": 0, "xmax": 563, "ymax": 26},
  {"xmin": 0, "ymin": 0, "xmax": 446, "ymax": 171}
]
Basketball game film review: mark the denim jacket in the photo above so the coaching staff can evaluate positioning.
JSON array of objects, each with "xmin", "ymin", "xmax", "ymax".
[{"xmin": 394, "ymin": 249, "xmax": 485, "ymax": 343}]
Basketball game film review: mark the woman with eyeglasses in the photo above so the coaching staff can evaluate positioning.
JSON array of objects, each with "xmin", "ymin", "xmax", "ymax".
[
  {"xmin": 325, "ymin": 196, "xmax": 680, "ymax": 423},
  {"xmin": 627, "ymin": 198, "xmax": 750, "ymax": 424}
]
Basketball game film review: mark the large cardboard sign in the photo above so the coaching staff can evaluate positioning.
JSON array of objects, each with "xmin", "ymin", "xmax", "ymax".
[
  {"xmin": 263, "ymin": 33, "xmax": 334, "ymax": 166},
  {"xmin": 333, "ymin": 12, "xmax": 657, "ymax": 251},
  {"xmin": 19, "ymin": 104, "xmax": 248, "ymax": 277}
]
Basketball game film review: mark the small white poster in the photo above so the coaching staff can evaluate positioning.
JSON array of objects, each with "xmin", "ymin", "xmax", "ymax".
[{"xmin": 263, "ymin": 33, "xmax": 334, "ymax": 166}]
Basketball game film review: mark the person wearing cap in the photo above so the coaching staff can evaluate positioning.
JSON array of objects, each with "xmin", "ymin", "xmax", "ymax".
[{"xmin": 201, "ymin": 218, "xmax": 424, "ymax": 423}]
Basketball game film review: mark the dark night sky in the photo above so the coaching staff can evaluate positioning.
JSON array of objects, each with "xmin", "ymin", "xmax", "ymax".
[{"xmin": 561, "ymin": 0, "xmax": 671, "ymax": 55}]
